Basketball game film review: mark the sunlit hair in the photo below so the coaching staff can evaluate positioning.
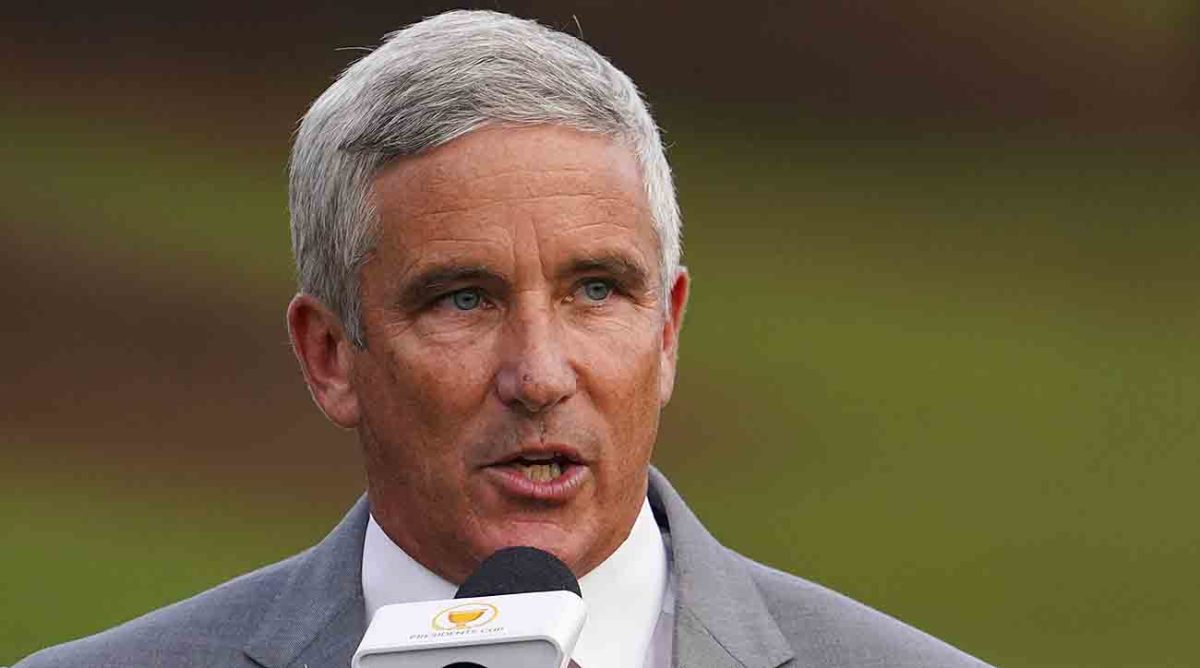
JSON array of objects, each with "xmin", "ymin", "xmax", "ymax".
[{"xmin": 289, "ymin": 9, "xmax": 681, "ymax": 347}]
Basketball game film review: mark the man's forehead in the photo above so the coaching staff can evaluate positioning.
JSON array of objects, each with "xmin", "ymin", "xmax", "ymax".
[
  {"xmin": 368, "ymin": 125, "xmax": 648, "ymax": 216},
  {"xmin": 362, "ymin": 125, "xmax": 658, "ymax": 285},
  {"xmin": 372, "ymin": 221, "xmax": 657, "ymax": 289}
]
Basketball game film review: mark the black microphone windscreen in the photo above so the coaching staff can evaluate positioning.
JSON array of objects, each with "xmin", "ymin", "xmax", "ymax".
[{"xmin": 454, "ymin": 546, "xmax": 582, "ymax": 599}]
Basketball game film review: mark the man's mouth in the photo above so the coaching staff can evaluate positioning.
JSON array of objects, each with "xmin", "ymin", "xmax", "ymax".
[
  {"xmin": 484, "ymin": 447, "xmax": 589, "ymax": 500},
  {"xmin": 507, "ymin": 455, "xmax": 572, "ymax": 482}
]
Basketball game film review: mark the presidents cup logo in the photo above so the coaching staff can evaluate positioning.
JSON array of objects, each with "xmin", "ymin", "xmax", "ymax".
[{"xmin": 432, "ymin": 602, "xmax": 500, "ymax": 631}]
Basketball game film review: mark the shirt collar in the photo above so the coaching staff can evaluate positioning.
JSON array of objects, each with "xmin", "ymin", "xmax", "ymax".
[{"xmin": 362, "ymin": 497, "xmax": 668, "ymax": 667}]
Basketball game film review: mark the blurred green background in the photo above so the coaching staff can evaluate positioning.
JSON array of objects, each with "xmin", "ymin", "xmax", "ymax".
[{"xmin": 2, "ymin": 2, "xmax": 1197, "ymax": 666}]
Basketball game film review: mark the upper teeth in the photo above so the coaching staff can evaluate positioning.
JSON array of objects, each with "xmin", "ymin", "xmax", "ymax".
[{"xmin": 520, "ymin": 462, "xmax": 562, "ymax": 482}]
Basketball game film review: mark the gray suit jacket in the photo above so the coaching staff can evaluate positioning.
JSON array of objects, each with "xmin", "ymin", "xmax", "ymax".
[{"xmin": 17, "ymin": 469, "xmax": 991, "ymax": 667}]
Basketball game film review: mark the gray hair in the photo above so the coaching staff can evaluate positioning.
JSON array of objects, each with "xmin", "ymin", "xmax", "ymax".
[{"xmin": 289, "ymin": 9, "xmax": 681, "ymax": 347}]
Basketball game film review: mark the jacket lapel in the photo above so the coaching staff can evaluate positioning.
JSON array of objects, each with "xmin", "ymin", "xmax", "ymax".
[
  {"xmin": 243, "ymin": 496, "xmax": 370, "ymax": 668},
  {"xmin": 649, "ymin": 468, "xmax": 795, "ymax": 668}
]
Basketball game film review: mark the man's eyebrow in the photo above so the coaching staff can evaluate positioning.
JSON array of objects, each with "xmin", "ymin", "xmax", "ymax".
[
  {"xmin": 563, "ymin": 254, "xmax": 650, "ymax": 287},
  {"xmin": 398, "ymin": 265, "xmax": 503, "ymax": 304}
]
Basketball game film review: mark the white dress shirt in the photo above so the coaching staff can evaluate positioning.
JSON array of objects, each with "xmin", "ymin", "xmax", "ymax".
[{"xmin": 362, "ymin": 497, "xmax": 675, "ymax": 668}]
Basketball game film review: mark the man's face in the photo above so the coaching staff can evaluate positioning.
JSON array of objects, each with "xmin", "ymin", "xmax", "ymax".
[{"xmin": 347, "ymin": 125, "xmax": 687, "ymax": 582}]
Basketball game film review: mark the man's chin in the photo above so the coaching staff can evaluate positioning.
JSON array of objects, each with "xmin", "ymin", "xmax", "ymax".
[{"xmin": 469, "ymin": 520, "xmax": 597, "ymax": 577}]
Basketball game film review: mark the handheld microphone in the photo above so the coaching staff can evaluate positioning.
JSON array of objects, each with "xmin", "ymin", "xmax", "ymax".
[{"xmin": 352, "ymin": 547, "xmax": 587, "ymax": 668}]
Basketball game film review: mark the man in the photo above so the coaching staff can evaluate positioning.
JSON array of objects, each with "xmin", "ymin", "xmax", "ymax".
[{"xmin": 18, "ymin": 10, "xmax": 989, "ymax": 668}]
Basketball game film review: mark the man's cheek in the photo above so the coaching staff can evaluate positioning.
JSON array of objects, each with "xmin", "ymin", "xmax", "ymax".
[
  {"xmin": 585, "ymin": 332, "xmax": 659, "ymax": 390},
  {"xmin": 409, "ymin": 348, "xmax": 493, "ymax": 405}
]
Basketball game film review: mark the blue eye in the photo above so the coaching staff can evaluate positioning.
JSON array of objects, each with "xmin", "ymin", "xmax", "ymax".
[
  {"xmin": 449, "ymin": 289, "xmax": 482, "ymax": 310},
  {"xmin": 581, "ymin": 280, "xmax": 612, "ymax": 302}
]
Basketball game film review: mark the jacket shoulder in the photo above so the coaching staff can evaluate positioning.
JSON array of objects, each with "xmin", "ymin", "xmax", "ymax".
[
  {"xmin": 736, "ymin": 552, "xmax": 992, "ymax": 667},
  {"xmin": 14, "ymin": 550, "xmax": 306, "ymax": 668}
]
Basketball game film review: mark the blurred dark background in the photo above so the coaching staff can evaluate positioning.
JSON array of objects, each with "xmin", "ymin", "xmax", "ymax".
[{"xmin": 3, "ymin": 2, "xmax": 1198, "ymax": 665}]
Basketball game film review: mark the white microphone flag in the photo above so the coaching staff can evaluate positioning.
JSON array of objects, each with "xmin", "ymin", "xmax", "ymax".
[{"xmin": 353, "ymin": 590, "xmax": 587, "ymax": 668}]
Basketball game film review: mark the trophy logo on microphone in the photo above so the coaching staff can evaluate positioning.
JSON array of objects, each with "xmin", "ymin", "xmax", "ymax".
[{"xmin": 432, "ymin": 602, "xmax": 500, "ymax": 631}]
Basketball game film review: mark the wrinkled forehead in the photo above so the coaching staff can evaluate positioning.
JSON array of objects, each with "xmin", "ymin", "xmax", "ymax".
[
  {"xmin": 373, "ymin": 123, "xmax": 642, "ymax": 193},
  {"xmin": 369, "ymin": 125, "xmax": 655, "ymax": 237}
]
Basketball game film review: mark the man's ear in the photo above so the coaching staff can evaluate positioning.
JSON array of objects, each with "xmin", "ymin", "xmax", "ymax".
[
  {"xmin": 658, "ymin": 267, "xmax": 690, "ymax": 405},
  {"xmin": 286, "ymin": 293, "xmax": 361, "ymax": 428}
]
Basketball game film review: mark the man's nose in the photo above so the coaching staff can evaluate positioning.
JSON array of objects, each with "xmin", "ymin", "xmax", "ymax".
[{"xmin": 495, "ymin": 304, "xmax": 577, "ymax": 414}]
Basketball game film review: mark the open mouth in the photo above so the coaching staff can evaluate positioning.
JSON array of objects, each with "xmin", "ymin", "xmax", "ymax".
[
  {"xmin": 484, "ymin": 447, "xmax": 588, "ymax": 498},
  {"xmin": 482, "ymin": 446, "xmax": 585, "ymax": 486},
  {"xmin": 505, "ymin": 454, "xmax": 575, "ymax": 482}
]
